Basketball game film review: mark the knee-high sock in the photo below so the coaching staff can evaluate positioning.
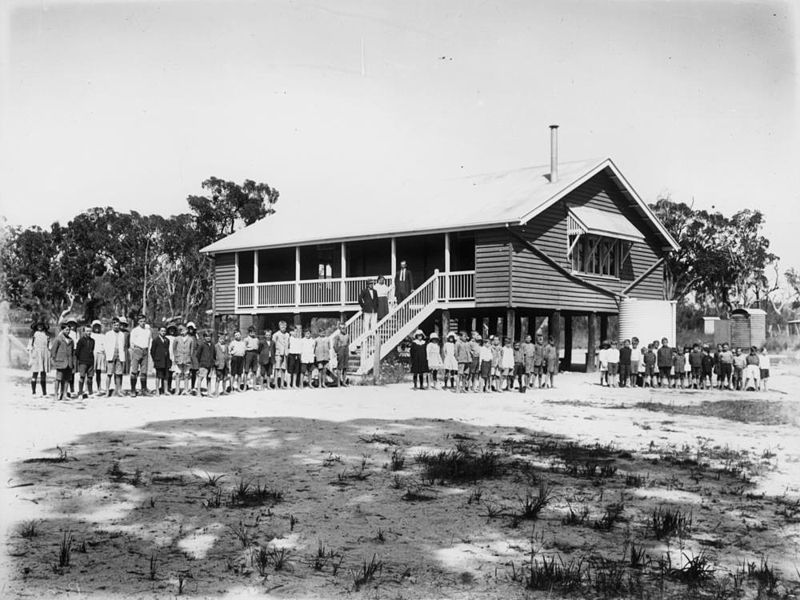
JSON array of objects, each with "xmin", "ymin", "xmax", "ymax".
[
  {"xmin": 31, "ymin": 375, "xmax": 37, "ymax": 394},
  {"xmin": 40, "ymin": 372, "xmax": 47, "ymax": 396}
]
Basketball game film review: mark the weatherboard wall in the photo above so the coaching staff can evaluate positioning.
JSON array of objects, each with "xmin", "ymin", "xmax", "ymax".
[
  {"xmin": 214, "ymin": 252, "xmax": 236, "ymax": 313},
  {"xmin": 474, "ymin": 171, "xmax": 666, "ymax": 311}
]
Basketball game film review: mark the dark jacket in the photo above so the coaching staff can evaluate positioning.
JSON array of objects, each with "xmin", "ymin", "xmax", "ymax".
[
  {"xmin": 619, "ymin": 346, "xmax": 632, "ymax": 366},
  {"xmin": 150, "ymin": 334, "xmax": 172, "ymax": 370},
  {"xmin": 50, "ymin": 332, "xmax": 75, "ymax": 370},
  {"xmin": 195, "ymin": 340, "xmax": 214, "ymax": 369},
  {"xmin": 394, "ymin": 268, "xmax": 415, "ymax": 300},
  {"xmin": 259, "ymin": 338, "xmax": 275, "ymax": 364},
  {"xmin": 75, "ymin": 336, "xmax": 95, "ymax": 365},
  {"xmin": 656, "ymin": 346, "xmax": 672, "ymax": 368},
  {"xmin": 359, "ymin": 287, "xmax": 378, "ymax": 313}
]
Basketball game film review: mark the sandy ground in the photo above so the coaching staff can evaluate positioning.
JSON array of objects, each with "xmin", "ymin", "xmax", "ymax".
[{"xmin": 2, "ymin": 365, "xmax": 800, "ymax": 599}]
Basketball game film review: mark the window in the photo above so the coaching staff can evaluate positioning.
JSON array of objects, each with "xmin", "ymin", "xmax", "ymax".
[{"xmin": 568, "ymin": 234, "xmax": 620, "ymax": 278}]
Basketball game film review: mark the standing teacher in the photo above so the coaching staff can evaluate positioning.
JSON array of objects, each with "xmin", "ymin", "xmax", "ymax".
[{"xmin": 394, "ymin": 260, "xmax": 415, "ymax": 303}]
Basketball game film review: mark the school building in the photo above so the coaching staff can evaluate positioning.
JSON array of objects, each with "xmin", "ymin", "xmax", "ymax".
[{"xmin": 201, "ymin": 127, "xmax": 680, "ymax": 375}]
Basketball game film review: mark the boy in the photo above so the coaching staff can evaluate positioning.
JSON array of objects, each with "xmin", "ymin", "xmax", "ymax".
[
  {"xmin": 718, "ymin": 343, "xmax": 733, "ymax": 390},
  {"xmin": 689, "ymin": 344, "xmax": 704, "ymax": 389},
  {"xmin": 521, "ymin": 334, "xmax": 536, "ymax": 391},
  {"xmin": 468, "ymin": 332, "xmax": 482, "ymax": 392},
  {"xmin": 332, "ymin": 323, "xmax": 350, "ymax": 387},
  {"xmin": 172, "ymin": 325, "xmax": 196, "ymax": 396},
  {"xmin": 643, "ymin": 343, "xmax": 657, "ymax": 388},
  {"xmin": 490, "ymin": 336, "xmax": 502, "ymax": 392},
  {"xmin": 597, "ymin": 341, "xmax": 609, "ymax": 387},
  {"xmin": 272, "ymin": 321, "xmax": 290, "ymax": 389},
  {"xmin": 287, "ymin": 326, "xmax": 303, "ymax": 388},
  {"xmin": 759, "ymin": 347, "xmax": 771, "ymax": 392},
  {"xmin": 513, "ymin": 341, "xmax": 526, "ymax": 392},
  {"xmin": 129, "ymin": 314, "xmax": 152, "ymax": 397},
  {"xmin": 479, "ymin": 337, "xmax": 493, "ymax": 392},
  {"xmin": 618, "ymin": 339, "xmax": 632, "ymax": 388},
  {"xmin": 656, "ymin": 337, "xmax": 672, "ymax": 387},
  {"xmin": 629, "ymin": 337, "xmax": 640, "ymax": 388},
  {"xmin": 150, "ymin": 325, "xmax": 171, "ymax": 396},
  {"xmin": 300, "ymin": 329, "xmax": 316, "ymax": 388},
  {"xmin": 90, "ymin": 319, "xmax": 106, "ymax": 395},
  {"xmin": 195, "ymin": 331, "xmax": 214, "ymax": 395},
  {"xmin": 75, "ymin": 326, "xmax": 95, "ymax": 399},
  {"xmin": 258, "ymin": 330, "xmax": 275, "ymax": 390},
  {"xmin": 543, "ymin": 337, "xmax": 558, "ymax": 389},
  {"xmin": 671, "ymin": 347, "xmax": 685, "ymax": 389},
  {"xmin": 243, "ymin": 326, "xmax": 260, "ymax": 390},
  {"xmin": 701, "ymin": 346, "xmax": 715, "ymax": 390},
  {"xmin": 228, "ymin": 330, "xmax": 247, "ymax": 391},
  {"xmin": 606, "ymin": 341, "xmax": 620, "ymax": 388},
  {"xmin": 314, "ymin": 331, "xmax": 331, "ymax": 388},
  {"xmin": 104, "ymin": 318, "xmax": 127, "ymax": 397},
  {"xmin": 533, "ymin": 334, "xmax": 545, "ymax": 389},
  {"xmin": 213, "ymin": 332, "xmax": 230, "ymax": 396},
  {"xmin": 732, "ymin": 347, "xmax": 746, "ymax": 391},
  {"xmin": 50, "ymin": 322, "xmax": 75, "ymax": 401},
  {"xmin": 454, "ymin": 331, "xmax": 472, "ymax": 394}
]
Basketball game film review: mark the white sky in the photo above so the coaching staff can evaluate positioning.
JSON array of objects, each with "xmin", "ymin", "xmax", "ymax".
[{"xmin": 1, "ymin": 0, "xmax": 798, "ymax": 265}]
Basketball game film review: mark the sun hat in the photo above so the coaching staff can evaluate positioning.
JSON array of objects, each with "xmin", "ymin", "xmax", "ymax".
[
  {"xmin": 446, "ymin": 332, "xmax": 455, "ymax": 340},
  {"xmin": 91, "ymin": 319, "xmax": 102, "ymax": 328},
  {"xmin": 118, "ymin": 316, "xmax": 128, "ymax": 325},
  {"xmin": 186, "ymin": 321, "xmax": 197, "ymax": 330},
  {"xmin": 429, "ymin": 332, "xmax": 439, "ymax": 340},
  {"xmin": 414, "ymin": 329, "xmax": 425, "ymax": 338}
]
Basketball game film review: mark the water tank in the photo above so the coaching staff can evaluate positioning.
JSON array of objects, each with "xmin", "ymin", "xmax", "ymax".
[
  {"xmin": 618, "ymin": 299, "xmax": 677, "ymax": 347},
  {"xmin": 730, "ymin": 308, "xmax": 766, "ymax": 349}
]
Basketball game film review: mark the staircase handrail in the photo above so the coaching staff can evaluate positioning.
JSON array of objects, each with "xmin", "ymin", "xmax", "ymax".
[
  {"xmin": 354, "ymin": 269, "xmax": 440, "ymax": 359},
  {"xmin": 329, "ymin": 280, "xmax": 394, "ymax": 346}
]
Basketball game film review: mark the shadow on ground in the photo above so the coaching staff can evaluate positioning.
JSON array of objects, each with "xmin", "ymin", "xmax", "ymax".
[{"xmin": 5, "ymin": 415, "xmax": 800, "ymax": 599}]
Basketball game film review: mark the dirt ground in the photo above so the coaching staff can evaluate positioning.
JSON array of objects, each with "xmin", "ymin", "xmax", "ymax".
[{"xmin": 2, "ymin": 365, "xmax": 800, "ymax": 599}]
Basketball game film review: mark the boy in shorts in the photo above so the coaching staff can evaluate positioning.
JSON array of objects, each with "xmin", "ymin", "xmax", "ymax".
[
  {"xmin": 468, "ymin": 332, "xmax": 482, "ymax": 392},
  {"xmin": 701, "ymin": 347, "xmax": 714, "ymax": 390},
  {"xmin": 643, "ymin": 343, "xmax": 657, "ymax": 388},
  {"xmin": 257, "ymin": 330, "xmax": 275, "ymax": 390},
  {"xmin": 513, "ymin": 341, "xmax": 526, "ymax": 392},
  {"xmin": 75, "ymin": 326, "xmax": 95, "ymax": 399},
  {"xmin": 195, "ymin": 331, "xmax": 214, "ymax": 395},
  {"xmin": 689, "ymin": 344, "xmax": 703, "ymax": 389},
  {"xmin": 50, "ymin": 322, "xmax": 75, "ymax": 401},
  {"xmin": 213, "ymin": 332, "xmax": 230, "ymax": 396},
  {"xmin": 314, "ymin": 331, "xmax": 331, "ymax": 388},
  {"xmin": 454, "ymin": 331, "xmax": 472, "ymax": 394}
]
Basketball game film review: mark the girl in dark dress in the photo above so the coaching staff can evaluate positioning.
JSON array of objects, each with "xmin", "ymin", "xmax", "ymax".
[
  {"xmin": 374, "ymin": 275, "xmax": 390, "ymax": 322},
  {"xmin": 409, "ymin": 329, "xmax": 429, "ymax": 390}
]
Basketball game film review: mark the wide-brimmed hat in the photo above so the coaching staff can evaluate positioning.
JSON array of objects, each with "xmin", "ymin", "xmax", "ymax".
[
  {"xmin": 118, "ymin": 317, "xmax": 128, "ymax": 325},
  {"xmin": 413, "ymin": 329, "xmax": 425, "ymax": 338},
  {"xmin": 429, "ymin": 332, "xmax": 439, "ymax": 340},
  {"xmin": 186, "ymin": 321, "xmax": 197, "ymax": 330},
  {"xmin": 446, "ymin": 332, "xmax": 455, "ymax": 340},
  {"xmin": 166, "ymin": 324, "xmax": 178, "ymax": 335},
  {"xmin": 91, "ymin": 319, "xmax": 102, "ymax": 328}
]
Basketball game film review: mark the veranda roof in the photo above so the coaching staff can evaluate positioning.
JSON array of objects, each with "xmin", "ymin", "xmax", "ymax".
[{"xmin": 201, "ymin": 157, "xmax": 679, "ymax": 254}]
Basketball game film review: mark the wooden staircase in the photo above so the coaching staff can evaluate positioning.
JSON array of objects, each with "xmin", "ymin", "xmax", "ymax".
[{"xmin": 352, "ymin": 271, "xmax": 441, "ymax": 375}]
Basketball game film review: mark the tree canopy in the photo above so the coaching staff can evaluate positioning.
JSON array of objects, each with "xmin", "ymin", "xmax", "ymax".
[
  {"xmin": 0, "ymin": 178, "xmax": 279, "ymax": 326},
  {"xmin": 650, "ymin": 197, "xmax": 778, "ymax": 315}
]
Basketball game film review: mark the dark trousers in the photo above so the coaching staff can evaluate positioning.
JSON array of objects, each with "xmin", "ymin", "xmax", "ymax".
[{"xmin": 619, "ymin": 364, "xmax": 630, "ymax": 386}]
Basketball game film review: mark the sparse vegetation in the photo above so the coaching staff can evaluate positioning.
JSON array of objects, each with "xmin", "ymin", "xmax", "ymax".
[
  {"xmin": 390, "ymin": 448, "xmax": 405, "ymax": 471},
  {"xmin": 352, "ymin": 554, "xmax": 383, "ymax": 591},
  {"xmin": 517, "ymin": 482, "xmax": 554, "ymax": 520},
  {"xmin": 649, "ymin": 506, "xmax": 692, "ymax": 539},
  {"xmin": 228, "ymin": 479, "xmax": 284, "ymax": 507},
  {"xmin": 56, "ymin": 531, "xmax": 73, "ymax": 570},
  {"xmin": 416, "ymin": 445, "xmax": 501, "ymax": 483},
  {"xmin": 18, "ymin": 520, "xmax": 39, "ymax": 539}
]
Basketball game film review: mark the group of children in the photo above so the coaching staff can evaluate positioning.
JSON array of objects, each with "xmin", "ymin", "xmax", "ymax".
[
  {"xmin": 408, "ymin": 329, "xmax": 559, "ymax": 393},
  {"xmin": 597, "ymin": 336, "xmax": 772, "ymax": 391},
  {"xmin": 27, "ymin": 317, "xmax": 354, "ymax": 400}
]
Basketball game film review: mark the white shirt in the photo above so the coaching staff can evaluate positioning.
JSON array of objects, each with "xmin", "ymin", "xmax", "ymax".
[
  {"xmin": 91, "ymin": 332, "xmax": 106, "ymax": 354},
  {"xmin": 301, "ymin": 337, "xmax": 316, "ymax": 363},
  {"xmin": 374, "ymin": 282, "xmax": 389, "ymax": 298},
  {"xmin": 606, "ymin": 348, "xmax": 620, "ymax": 363},
  {"xmin": 130, "ymin": 325, "xmax": 151, "ymax": 349},
  {"xmin": 104, "ymin": 330, "xmax": 126, "ymax": 361}
]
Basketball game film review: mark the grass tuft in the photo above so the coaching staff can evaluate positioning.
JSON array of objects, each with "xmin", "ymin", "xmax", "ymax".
[
  {"xmin": 416, "ymin": 446, "xmax": 501, "ymax": 483},
  {"xmin": 352, "ymin": 554, "xmax": 383, "ymax": 591},
  {"xmin": 649, "ymin": 506, "xmax": 692, "ymax": 539}
]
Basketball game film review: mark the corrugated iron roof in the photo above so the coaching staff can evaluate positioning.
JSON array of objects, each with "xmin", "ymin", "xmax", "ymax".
[{"xmin": 201, "ymin": 157, "xmax": 679, "ymax": 254}]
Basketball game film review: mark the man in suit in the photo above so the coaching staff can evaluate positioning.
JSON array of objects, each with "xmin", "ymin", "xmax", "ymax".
[
  {"xmin": 359, "ymin": 280, "xmax": 379, "ymax": 330},
  {"xmin": 394, "ymin": 260, "xmax": 414, "ymax": 303},
  {"xmin": 150, "ymin": 325, "xmax": 171, "ymax": 396}
]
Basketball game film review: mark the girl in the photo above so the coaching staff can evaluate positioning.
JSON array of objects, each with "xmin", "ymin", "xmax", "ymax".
[
  {"xmin": 683, "ymin": 346, "xmax": 691, "ymax": 388},
  {"xmin": 543, "ymin": 337, "xmax": 558, "ymax": 388},
  {"xmin": 442, "ymin": 333, "xmax": 458, "ymax": 389},
  {"xmin": 598, "ymin": 341, "xmax": 609, "ymax": 386},
  {"xmin": 759, "ymin": 347, "xmax": 771, "ymax": 392},
  {"xmin": 374, "ymin": 275, "xmax": 390, "ymax": 322},
  {"xmin": 501, "ymin": 338, "xmax": 515, "ymax": 391},
  {"xmin": 27, "ymin": 321, "xmax": 50, "ymax": 397},
  {"xmin": 409, "ymin": 330, "xmax": 428, "ymax": 390},
  {"xmin": 301, "ymin": 329, "xmax": 316, "ymax": 388},
  {"xmin": 91, "ymin": 320, "xmax": 106, "ymax": 395},
  {"xmin": 479, "ymin": 338, "xmax": 493, "ymax": 392},
  {"xmin": 166, "ymin": 324, "xmax": 178, "ymax": 394},
  {"xmin": 637, "ymin": 346, "xmax": 647, "ymax": 388},
  {"xmin": 287, "ymin": 326, "xmax": 303, "ymax": 389},
  {"xmin": 490, "ymin": 336, "xmax": 502, "ymax": 392},
  {"xmin": 426, "ymin": 332, "xmax": 443, "ymax": 389}
]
